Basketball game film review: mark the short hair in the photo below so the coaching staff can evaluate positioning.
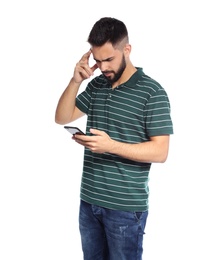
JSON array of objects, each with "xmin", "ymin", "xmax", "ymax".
[{"xmin": 87, "ymin": 17, "xmax": 129, "ymax": 47}]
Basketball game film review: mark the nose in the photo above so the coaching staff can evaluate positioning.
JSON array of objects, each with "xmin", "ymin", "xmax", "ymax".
[{"xmin": 98, "ymin": 61, "xmax": 107, "ymax": 72}]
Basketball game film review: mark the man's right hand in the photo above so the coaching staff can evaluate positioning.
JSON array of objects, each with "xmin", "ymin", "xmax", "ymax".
[{"xmin": 73, "ymin": 50, "xmax": 98, "ymax": 83}]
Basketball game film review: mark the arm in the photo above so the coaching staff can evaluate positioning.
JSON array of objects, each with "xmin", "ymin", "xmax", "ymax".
[
  {"xmin": 110, "ymin": 135, "xmax": 170, "ymax": 163},
  {"xmin": 55, "ymin": 50, "xmax": 98, "ymax": 125},
  {"xmin": 55, "ymin": 78, "xmax": 84, "ymax": 124},
  {"xmin": 73, "ymin": 129, "xmax": 170, "ymax": 163}
]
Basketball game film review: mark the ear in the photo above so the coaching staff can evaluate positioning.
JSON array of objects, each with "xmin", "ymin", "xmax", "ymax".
[{"xmin": 124, "ymin": 43, "xmax": 131, "ymax": 57}]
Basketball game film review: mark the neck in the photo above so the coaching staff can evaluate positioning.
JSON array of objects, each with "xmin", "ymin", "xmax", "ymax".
[{"xmin": 112, "ymin": 63, "xmax": 137, "ymax": 88}]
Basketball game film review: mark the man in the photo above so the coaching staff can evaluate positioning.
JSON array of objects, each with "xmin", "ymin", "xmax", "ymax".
[{"xmin": 55, "ymin": 17, "xmax": 173, "ymax": 260}]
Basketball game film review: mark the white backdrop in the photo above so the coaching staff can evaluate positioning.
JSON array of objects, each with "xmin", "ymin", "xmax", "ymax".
[{"xmin": 0, "ymin": 0, "xmax": 222, "ymax": 259}]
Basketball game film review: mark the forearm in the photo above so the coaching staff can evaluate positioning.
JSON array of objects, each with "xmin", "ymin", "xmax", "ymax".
[
  {"xmin": 109, "ymin": 138, "xmax": 169, "ymax": 163},
  {"xmin": 55, "ymin": 78, "xmax": 81, "ymax": 124},
  {"xmin": 74, "ymin": 129, "xmax": 170, "ymax": 164}
]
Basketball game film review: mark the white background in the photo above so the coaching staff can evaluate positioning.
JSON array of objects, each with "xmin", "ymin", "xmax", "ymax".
[{"xmin": 0, "ymin": 0, "xmax": 222, "ymax": 259}]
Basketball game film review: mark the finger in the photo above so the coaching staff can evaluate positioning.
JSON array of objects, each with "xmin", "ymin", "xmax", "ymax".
[
  {"xmin": 80, "ymin": 49, "xmax": 92, "ymax": 62},
  {"xmin": 76, "ymin": 63, "xmax": 93, "ymax": 78},
  {"xmin": 79, "ymin": 68, "xmax": 92, "ymax": 79}
]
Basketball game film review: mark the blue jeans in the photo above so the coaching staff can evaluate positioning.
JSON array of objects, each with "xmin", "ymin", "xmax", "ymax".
[{"xmin": 79, "ymin": 200, "xmax": 148, "ymax": 260}]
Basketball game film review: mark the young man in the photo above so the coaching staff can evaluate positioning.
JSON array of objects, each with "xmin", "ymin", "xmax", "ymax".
[{"xmin": 55, "ymin": 17, "xmax": 173, "ymax": 260}]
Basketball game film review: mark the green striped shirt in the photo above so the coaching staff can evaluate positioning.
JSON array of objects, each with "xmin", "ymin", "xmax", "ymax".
[{"xmin": 76, "ymin": 67, "xmax": 173, "ymax": 211}]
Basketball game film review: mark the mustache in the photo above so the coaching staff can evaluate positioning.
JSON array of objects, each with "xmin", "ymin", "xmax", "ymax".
[{"xmin": 102, "ymin": 70, "xmax": 113, "ymax": 74}]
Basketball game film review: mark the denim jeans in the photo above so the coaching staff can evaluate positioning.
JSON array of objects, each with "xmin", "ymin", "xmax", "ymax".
[{"xmin": 79, "ymin": 200, "xmax": 148, "ymax": 260}]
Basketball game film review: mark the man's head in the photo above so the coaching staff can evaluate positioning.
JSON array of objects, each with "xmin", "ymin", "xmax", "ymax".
[
  {"xmin": 88, "ymin": 17, "xmax": 131, "ymax": 84},
  {"xmin": 87, "ymin": 17, "xmax": 129, "ymax": 48}
]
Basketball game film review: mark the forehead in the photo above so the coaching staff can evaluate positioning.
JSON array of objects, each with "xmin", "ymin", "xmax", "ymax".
[{"xmin": 91, "ymin": 42, "xmax": 121, "ymax": 61}]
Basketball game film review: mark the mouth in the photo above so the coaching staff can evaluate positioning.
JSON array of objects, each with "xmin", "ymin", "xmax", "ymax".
[{"xmin": 103, "ymin": 71, "xmax": 113, "ymax": 78}]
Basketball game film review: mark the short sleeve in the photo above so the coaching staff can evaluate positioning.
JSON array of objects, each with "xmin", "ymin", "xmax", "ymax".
[{"xmin": 144, "ymin": 88, "xmax": 173, "ymax": 136}]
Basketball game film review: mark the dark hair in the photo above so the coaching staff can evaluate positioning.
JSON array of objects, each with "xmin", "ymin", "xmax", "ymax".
[{"xmin": 87, "ymin": 17, "xmax": 128, "ymax": 47}]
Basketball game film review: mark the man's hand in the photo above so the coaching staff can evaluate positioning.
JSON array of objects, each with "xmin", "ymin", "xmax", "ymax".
[
  {"xmin": 72, "ymin": 129, "xmax": 114, "ymax": 154},
  {"xmin": 73, "ymin": 50, "xmax": 98, "ymax": 83}
]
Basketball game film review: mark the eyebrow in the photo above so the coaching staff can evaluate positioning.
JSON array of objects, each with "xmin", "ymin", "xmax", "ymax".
[{"xmin": 93, "ymin": 56, "xmax": 114, "ymax": 62}]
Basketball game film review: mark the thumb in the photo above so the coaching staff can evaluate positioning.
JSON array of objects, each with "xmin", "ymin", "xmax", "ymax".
[
  {"xmin": 91, "ymin": 63, "xmax": 98, "ymax": 72},
  {"xmin": 90, "ymin": 128, "xmax": 102, "ymax": 135}
]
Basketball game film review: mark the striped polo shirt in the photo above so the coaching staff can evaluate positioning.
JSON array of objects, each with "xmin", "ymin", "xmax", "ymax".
[{"xmin": 76, "ymin": 67, "xmax": 173, "ymax": 212}]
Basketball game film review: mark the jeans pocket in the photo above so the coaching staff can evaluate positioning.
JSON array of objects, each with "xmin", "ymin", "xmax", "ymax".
[{"xmin": 134, "ymin": 211, "xmax": 142, "ymax": 221}]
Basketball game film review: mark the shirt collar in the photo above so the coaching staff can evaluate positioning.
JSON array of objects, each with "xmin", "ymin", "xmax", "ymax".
[{"xmin": 124, "ymin": 67, "xmax": 144, "ymax": 87}]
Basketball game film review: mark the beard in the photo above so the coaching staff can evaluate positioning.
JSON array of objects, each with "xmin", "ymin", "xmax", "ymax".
[{"xmin": 103, "ymin": 55, "xmax": 126, "ymax": 84}]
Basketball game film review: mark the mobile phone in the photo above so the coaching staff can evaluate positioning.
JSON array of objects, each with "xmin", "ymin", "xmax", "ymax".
[{"xmin": 64, "ymin": 126, "xmax": 85, "ymax": 135}]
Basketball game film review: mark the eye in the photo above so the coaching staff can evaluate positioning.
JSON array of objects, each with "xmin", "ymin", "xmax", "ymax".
[
  {"xmin": 94, "ymin": 57, "xmax": 114, "ymax": 64},
  {"xmin": 94, "ymin": 59, "xmax": 101, "ymax": 65}
]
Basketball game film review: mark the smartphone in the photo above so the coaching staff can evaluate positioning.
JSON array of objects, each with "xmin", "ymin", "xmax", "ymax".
[{"xmin": 64, "ymin": 126, "xmax": 85, "ymax": 135}]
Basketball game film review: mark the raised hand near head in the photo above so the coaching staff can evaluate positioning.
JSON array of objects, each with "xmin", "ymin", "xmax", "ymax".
[{"xmin": 73, "ymin": 50, "xmax": 98, "ymax": 83}]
